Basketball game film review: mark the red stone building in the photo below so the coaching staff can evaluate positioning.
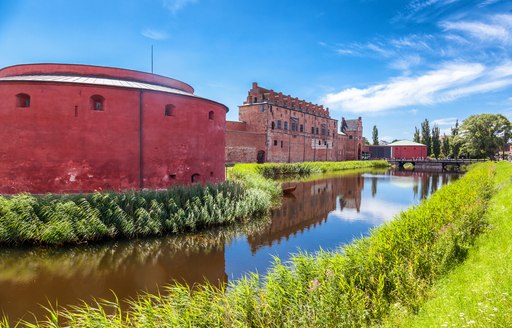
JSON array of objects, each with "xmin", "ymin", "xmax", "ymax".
[
  {"xmin": 389, "ymin": 140, "xmax": 427, "ymax": 159},
  {"xmin": 368, "ymin": 140, "xmax": 427, "ymax": 159},
  {"xmin": 0, "ymin": 63, "xmax": 227, "ymax": 194},
  {"xmin": 226, "ymin": 83, "xmax": 363, "ymax": 163}
]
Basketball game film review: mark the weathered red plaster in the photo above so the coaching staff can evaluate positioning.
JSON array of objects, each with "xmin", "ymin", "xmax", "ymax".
[{"xmin": 0, "ymin": 64, "xmax": 227, "ymax": 194}]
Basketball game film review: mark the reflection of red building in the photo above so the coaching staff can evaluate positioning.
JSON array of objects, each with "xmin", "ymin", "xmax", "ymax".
[
  {"xmin": 0, "ymin": 64, "xmax": 227, "ymax": 194},
  {"xmin": 247, "ymin": 175, "xmax": 363, "ymax": 252},
  {"xmin": 225, "ymin": 83, "xmax": 363, "ymax": 163}
]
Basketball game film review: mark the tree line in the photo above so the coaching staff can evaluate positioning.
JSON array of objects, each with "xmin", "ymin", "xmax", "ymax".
[{"xmin": 412, "ymin": 114, "xmax": 511, "ymax": 159}]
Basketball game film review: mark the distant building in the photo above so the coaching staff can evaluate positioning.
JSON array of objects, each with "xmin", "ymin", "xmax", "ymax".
[
  {"xmin": 368, "ymin": 140, "xmax": 427, "ymax": 159},
  {"xmin": 225, "ymin": 83, "xmax": 363, "ymax": 163}
]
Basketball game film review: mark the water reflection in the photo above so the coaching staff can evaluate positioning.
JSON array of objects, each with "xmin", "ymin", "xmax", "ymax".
[
  {"xmin": 0, "ymin": 170, "xmax": 458, "ymax": 322},
  {"xmin": 0, "ymin": 218, "xmax": 270, "ymax": 322}
]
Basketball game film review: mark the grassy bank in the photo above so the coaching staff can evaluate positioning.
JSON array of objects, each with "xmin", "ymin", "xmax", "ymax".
[
  {"xmin": 385, "ymin": 161, "xmax": 512, "ymax": 327},
  {"xmin": 7, "ymin": 162, "xmax": 508, "ymax": 327},
  {"xmin": 232, "ymin": 160, "xmax": 388, "ymax": 179}
]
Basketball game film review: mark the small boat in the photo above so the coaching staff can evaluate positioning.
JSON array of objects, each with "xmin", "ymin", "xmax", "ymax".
[{"xmin": 282, "ymin": 185, "xmax": 296, "ymax": 194}]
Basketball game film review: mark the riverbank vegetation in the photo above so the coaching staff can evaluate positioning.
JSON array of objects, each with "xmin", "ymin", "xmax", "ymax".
[
  {"xmin": 0, "ymin": 182, "xmax": 271, "ymax": 246},
  {"xmin": 8, "ymin": 161, "xmax": 510, "ymax": 327},
  {"xmin": 384, "ymin": 161, "xmax": 512, "ymax": 327},
  {"xmin": 0, "ymin": 160, "xmax": 385, "ymax": 246},
  {"xmin": 232, "ymin": 160, "xmax": 388, "ymax": 178}
]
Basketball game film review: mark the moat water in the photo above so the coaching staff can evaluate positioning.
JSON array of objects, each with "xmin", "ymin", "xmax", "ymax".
[{"xmin": 0, "ymin": 169, "xmax": 459, "ymax": 321}]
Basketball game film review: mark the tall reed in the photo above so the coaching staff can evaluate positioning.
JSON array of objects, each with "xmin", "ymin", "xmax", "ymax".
[{"xmin": 0, "ymin": 181, "xmax": 270, "ymax": 246}]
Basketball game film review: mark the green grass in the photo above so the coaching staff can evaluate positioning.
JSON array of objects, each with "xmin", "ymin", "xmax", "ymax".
[
  {"xmin": 232, "ymin": 160, "xmax": 388, "ymax": 179},
  {"xmin": 384, "ymin": 161, "xmax": 512, "ymax": 327},
  {"xmin": 3, "ymin": 162, "xmax": 507, "ymax": 327}
]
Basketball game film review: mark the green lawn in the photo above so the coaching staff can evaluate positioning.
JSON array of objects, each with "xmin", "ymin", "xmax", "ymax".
[{"xmin": 385, "ymin": 161, "xmax": 512, "ymax": 327}]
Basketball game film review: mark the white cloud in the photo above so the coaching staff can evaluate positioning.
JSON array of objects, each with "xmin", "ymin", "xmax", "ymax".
[
  {"xmin": 322, "ymin": 61, "xmax": 512, "ymax": 113},
  {"xmin": 336, "ymin": 48, "xmax": 357, "ymax": 55},
  {"xmin": 442, "ymin": 21, "xmax": 509, "ymax": 43},
  {"xmin": 141, "ymin": 28, "xmax": 168, "ymax": 40},
  {"xmin": 162, "ymin": 0, "xmax": 198, "ymax": 14},
  {"xmin": 432, "ymin": 117, "xmax": 458, "ymax": 126},
  {"xmin": 389, "ymin": 54, "xmax": 422, "ymax": 71},
  {"xmin": 441, "ymin": 14, "xmax": 512, "ymax": 44}
]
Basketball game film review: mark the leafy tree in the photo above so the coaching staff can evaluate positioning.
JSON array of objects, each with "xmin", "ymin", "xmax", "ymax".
[
  {"xmin": 432, "ymin": 125, "xmax": 441, "ymax": 159},
  {"xmin": 421, "ymin": 119, "xmax": 431, "ymax": 156},
  {"xmin": 372, "ymin": 125, "xmax": 379, "ymax": 145},
  {"xmin": 362, "ymin": 137, "xmax": 370, "ymax": 145},
  {"xmin": 451, "ymin": 119, "xmax": 459, "ymax": 136},
  {"xmin": 442, "ymin": 133, "xmax": 450, "ymax": 158},
  {"xmin": 413, "ymin": 127, "xmax": 420, "ymax": 143},
  {"xmin": 454, "ymin": 114, "xmax": 512, "ymax": 159}
]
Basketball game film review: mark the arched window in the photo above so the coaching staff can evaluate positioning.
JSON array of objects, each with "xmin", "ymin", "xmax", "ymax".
[
  {"xmin": 208, "ymin": 111, "xmax": 214, "ymax": 120},
  {"xmin": 16, "ymin": 93, "xmax": 30, "ymax": 108},
  {"xmin": 165, "ymin": 104, "xmax": 174, "ymax": 116},
  {"xmin": 90, "ymin": 95, "xmax": 105, "ymax": 111},
  {"xmin": 191, "ymin": 173, "xmax": 201, "ymax": 183}
]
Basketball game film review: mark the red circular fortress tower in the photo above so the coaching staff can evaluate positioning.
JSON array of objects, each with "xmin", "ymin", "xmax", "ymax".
[{"xmin": 0, "ymin": 64, "xmax": 227, "ymax": 194}]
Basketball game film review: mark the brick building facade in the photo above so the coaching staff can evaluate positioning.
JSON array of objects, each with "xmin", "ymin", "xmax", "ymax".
[
  {"xmin": 226, "ymin": 83, "xmax": 363, "ymax": 163},
  {"xmin": 0, "ymin": 63, "xmax": 227, "ymax": 194}
]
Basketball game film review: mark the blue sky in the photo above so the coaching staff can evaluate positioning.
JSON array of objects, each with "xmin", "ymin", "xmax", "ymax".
[{"xmin": 1, "ymin": 0, "xmax": 511, "ymax": 141}]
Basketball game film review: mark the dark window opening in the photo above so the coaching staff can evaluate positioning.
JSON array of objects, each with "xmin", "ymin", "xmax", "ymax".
[
  {"xmin": 316, "ymin": 127, "xmax": 319, "ymax": 135},
  {"xmin": 191, "ymin": 173, "xmax": 201, "ymax": 183},
  {"xmin": 321, "ymin": 128, "xmax": 326, "ymax": 135},
  {"xmin": 274, "ymin": 140, "xmax": 278, "ymax": 146},
  {"xmin": 284, "ymin": 121, "xmax": 288, "ymax": 130},
  {"xmin": 311, "ymin": 127, "xmax": 315, "ymax": 134},
  {"xmin": 210, "ymin": 171, "xmax": 214, "ymax": 177},
  {"xmin": 349, "ymin": 135, "xmax": 353, "ymax": 139},
  {"xmin": 165, "ymin": 104, "xmax": 175, "ymax": 116},
  {"xmin": 300, "ymin": 124, "xmax": 304, "ymax": 132},
  {"xmin": 169, "ymin": 174, "xmax": 177, "ymax": 180},
  {"xmin": 254, "ymin": 97, "xmax": 257, "ymax": 103},
  {"xmin": 16, "ymin": 93, "xmax": 30, "ymax": 108},
  {"xmin": 90, "ymin": 95, "xmax": 105, "ymax": 111},
  {"xmin": 271, "ymin": 121, "xmax": 275, "ymax": 130},
  {"xmin": 281, "ymin": 141, "xmax": 283, "ymax": 148},
  {"xmin": 277, "ymin": 120, "xmax": 282, "ymax": 129},
  {"xmin": 208, "ymin": 111, "xmax": 214, "ymax": 120}
]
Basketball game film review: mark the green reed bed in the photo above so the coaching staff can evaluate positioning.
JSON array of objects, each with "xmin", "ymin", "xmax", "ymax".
[
  {"xmin": 8, "ymin": 162, "xmax": 506, "ymax": 327},
  {"xmin": 0, "ymin": 160, "xmax": 382, "ymax": 247},
  {"xmin": 0, "ymin": 181, "xmax": 271, "ymax": 246}
]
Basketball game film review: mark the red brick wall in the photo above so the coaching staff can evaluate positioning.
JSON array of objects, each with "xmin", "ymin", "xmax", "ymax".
[
  {"xmin": 226, "ymin": 100, "xmax": 341, "ymax": 163},
  {"xmin": 0, "ymin": 64, "xmax": 226, "ymax": 194}
]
